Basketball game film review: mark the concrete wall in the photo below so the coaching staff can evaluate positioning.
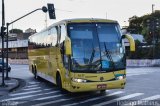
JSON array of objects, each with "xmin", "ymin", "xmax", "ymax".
[
  {"xmin": 8, "ymin": 59, "xmax": 160, "ymax": 67},
  {"xmin": 0, "ymin": 40, "xmax": 28, "ymax": 48},
  {"xmin": 127, "ymin": 59, "xmax": 160, "ymax": 67},
  {"xmin": 9, "ymin": 59, "xmax": 28, "ymax": 65}
]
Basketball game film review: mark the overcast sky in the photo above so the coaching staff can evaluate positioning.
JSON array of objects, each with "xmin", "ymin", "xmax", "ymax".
[{"xmin": 0, "ymin": 0, "xmax": 160, "ymax": 32}]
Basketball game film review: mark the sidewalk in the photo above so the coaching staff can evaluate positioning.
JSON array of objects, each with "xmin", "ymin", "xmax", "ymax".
[{"xmin": 0, "ymin": 77, "xmax": 20, "ymax": 96}]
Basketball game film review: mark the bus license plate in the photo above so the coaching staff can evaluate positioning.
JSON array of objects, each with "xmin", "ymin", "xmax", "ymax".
[{"xmin": 97, "ymin": 84, "xmax": 107, "ymax": 89}]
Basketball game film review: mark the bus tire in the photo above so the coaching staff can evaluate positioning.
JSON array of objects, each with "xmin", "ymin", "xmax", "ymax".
[
  {"xmin": 100, "ymin": 90, "xmax": 106, "ymax": 93},
  {"xmin": 56, "ymin": 73, "xmax": 62, "ymax": 90},
  {"xmin": 34, "ymin": 66, "xmax": 38, "ymax": 79},
  {"xmin": 31, "ymin": 65, "xmax": 34, "ymax": 74}
]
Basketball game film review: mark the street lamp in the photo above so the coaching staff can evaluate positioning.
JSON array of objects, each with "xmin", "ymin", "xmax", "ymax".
[
  {"xmin": 152, "ymin": 4, "xmax": 155, "ymax": 13},
  {"xmin": 5, "ymin": 4, "xmax": 56, "ymax": 79},
  {"xmin": 5, "ymin": 6, "xmax": 49, "ymax": 79},
  {"xmin": 0, "ymin": 0, "xmax": 6, "ymax": 86}
]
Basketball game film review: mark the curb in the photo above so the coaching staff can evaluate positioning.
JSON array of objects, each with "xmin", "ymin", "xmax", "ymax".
[
  {"xmin": 0, "ymin": 77, "xmax": 26, "ymax": 94},
  {"xmin": 8, "ymin": 78, "xmax": 26, "ymax": 93},
  {"xmin": 8, "ymin": 78, "xmax": 20, "ymax": 93}
]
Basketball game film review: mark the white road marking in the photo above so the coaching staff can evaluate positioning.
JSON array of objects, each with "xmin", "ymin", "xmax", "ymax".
[
  {"xmin": 17, "ymin": 94, "xmax": 66, "ymax": 106},
  {"xmin": 26, "ymin": 84, "xmax": 39, "ymax": 88},
  {"xmin": 3, "ymin": 91, "xmax": 60, "ymax": 101},
  {"xmin": 11, "ymin": 68, "xmax": 28, "ymax": 70},
  {"xmin": 142, "ymin": 95, "xmax": 160, "ymax": 100},
  {"xmin": 126, "ymin": 70, "xmax": 157, "ymax": 77},
  {"xmin": 28, "ymin": 82, "xmax": 40, "ymax": 84},
  {"xmin": 130, "ymin": 95, "xmax": 160, "ymax": 106},
  {"xmin": 23, "ymin": 87, "xmax": 41, "ymax": 91},
  {"xmin": 10, "ymin": 89, "xmax": 53, "ymax": 96},
  {"xmin": 6, "ymin": 83, "xmax": 15, "ymax": 85},
  {"xmin": 35, "ymin": 94, "xmax": 66, "ymax": 100},
  {"xmin": 127, "ymin": 73, "xmax": 148, "ymax": 77},
  {"xmin": 32, "ymin": 99, "xmax": 67, "ymax": 106},
  {"xmin": 42, "ymin": 88, "xmax": 53, "ymax": 90},
  {"xmin": 62, "ymin": 91, "xmax": 124, "ymax": 106},
  {"xmin": 92, "ymin": 93, "xmax": 143, "ymax": 106},
  {"xmin": 32, "ymin": 93, "xmax": 94, "ymax": 106}
]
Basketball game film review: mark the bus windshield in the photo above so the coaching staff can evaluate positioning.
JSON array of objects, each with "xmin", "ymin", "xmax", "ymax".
[{"xmin": 68, "ymin": 23, "xmax": 125, "ymax": 72}]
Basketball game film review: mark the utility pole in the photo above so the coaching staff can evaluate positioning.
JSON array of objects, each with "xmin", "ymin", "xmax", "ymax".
[
  {"xmin": 152, "ymin": 4, "xmax": 155, "ymax": 58},
  {"xmin": 106, "ymin": 12, "xmax": 107, "ymax": 19},
  {"xmin": 1, "ymin": 0, "xmax": 6, "ymax": 86},
  {"xmin": 45, "ymin": 13, "xmax": 48, "ymax": 28},
  {"xmin": 5, "ymin": 23, "xmax": 9, "ymax": 79},
  {"xmin": 152, "ymin": 4, "xmax": 155, "ymax": 13}
]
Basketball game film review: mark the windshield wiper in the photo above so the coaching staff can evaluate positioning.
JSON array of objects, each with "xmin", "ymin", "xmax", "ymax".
[
  {"xmin": 87, "ymin": 43, "xmax": 101, "ymax": 70},
  {"xmin": 89, "ymin": 48, "xmax": 95, "ymax": 65},
  {"xmin": 103, "ymin": 42, "xmax": 115, "ymax": 69}
]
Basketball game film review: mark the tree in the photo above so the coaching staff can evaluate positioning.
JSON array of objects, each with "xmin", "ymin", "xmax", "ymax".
[
  {"xmin": 127, "ymin": 15, "xmax": 143, "ymax": 34},
  {"xmin": 127, "ymin": 10, "xmax": 160, "ymax": 59},
  {"xmin": 9, "ymin": 28, "xmax": 23, "ymax": 34},
  {"xmin": 128, "ymin": 10, "xmax": 160, "ymax": 44}
]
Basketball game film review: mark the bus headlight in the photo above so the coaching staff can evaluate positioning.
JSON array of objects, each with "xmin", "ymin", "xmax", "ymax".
[
  {"xmin": 72, "ymin": 78, "xmax": 87, "ymax": 83},
  {"xmin": 116, "ymin": 76, "xmax": 124, "ymax": 80}
]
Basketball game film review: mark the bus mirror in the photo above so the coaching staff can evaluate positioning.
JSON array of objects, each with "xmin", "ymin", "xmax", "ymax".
[
  {"xmin": 65, "ymin": 36, "xmax": 72, "ymax": 55},
  {"xmin": 122, "ymin": 34, "xmax": 135, "ymax": 52}
]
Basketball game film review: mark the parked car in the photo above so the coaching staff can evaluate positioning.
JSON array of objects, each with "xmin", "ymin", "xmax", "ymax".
[{"xmin": 0, "ymin": 58, "xmax": 11, "ymax": 72}]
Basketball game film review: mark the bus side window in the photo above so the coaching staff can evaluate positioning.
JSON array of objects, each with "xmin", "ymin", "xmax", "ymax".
[
  {"xmin": 60, "ymin": 25, "xmax": 66, "ymax": 43},
  {"xmin": 55, "ymin": 26, "xmax": 59, "ymax": 47},
  {"xmin": 50, "ymin": 27, "xmax": 58, "ymax": 47}
]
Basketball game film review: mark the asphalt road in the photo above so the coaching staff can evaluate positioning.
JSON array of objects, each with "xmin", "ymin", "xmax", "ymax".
[{"xmin": 0, "ymin": 65, "xmax": 160, "ymax": 106}]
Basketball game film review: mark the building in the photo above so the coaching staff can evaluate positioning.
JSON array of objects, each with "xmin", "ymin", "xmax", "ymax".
[
  {"xmin": 123, "ymin": 34, "xmax": 146, "ymax": 46},
  {"xmin": 0, "ymin": 28, "xmax": 36, "ymax": 59},
  {"xmin": 121, "ymin": 27, "xmax": 146, "ymax": 46}
]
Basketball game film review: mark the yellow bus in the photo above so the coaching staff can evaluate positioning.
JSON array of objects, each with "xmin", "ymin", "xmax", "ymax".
[{"xmin": 28, "ymin": 18, "xmax": 135, "ymax": 92}]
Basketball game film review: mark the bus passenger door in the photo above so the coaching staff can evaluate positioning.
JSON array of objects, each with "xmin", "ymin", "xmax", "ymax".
[
  {"xmin": 59, "ymin": 41, "xmax": 71, "ymax": 90},
  {"xmin": 58, "ymin": 24, "xmax": 71, "ymax": 90}
]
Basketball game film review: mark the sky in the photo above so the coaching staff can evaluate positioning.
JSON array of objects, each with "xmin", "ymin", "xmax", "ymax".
[{"xmin": 0, "ymin": 0, "xmax": 160, "ymax": 32}]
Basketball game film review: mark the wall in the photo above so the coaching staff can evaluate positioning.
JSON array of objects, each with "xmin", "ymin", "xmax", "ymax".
[
  {"xmin": 127, "ymin": 59, "xmax": 160, "ymax": 67},
  {"xmin": 0, "ymin": 40, "xmax": 28, "ymax": 48},
  {"xmin": 8, "ymin": 59, "xmax": 160, "ymax": 66}
]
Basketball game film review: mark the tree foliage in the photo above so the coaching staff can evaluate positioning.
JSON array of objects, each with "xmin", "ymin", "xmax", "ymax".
[
  {"xmin": 127, "ymin": 10, "xmax": 160, "ymax": 59},
  {"xmin": 127, "ymin": 10, "xmax": 160, "ymax": 44},
  {"xmin": 9, "ymin": 28, "xmax": 23, "ymax": 34}
]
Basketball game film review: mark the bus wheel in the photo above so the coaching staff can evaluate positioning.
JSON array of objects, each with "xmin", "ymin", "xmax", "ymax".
[
  {"xmin": 34, "ymin": 66, "xmax": 38, "ymax": 79},
  {"xmin": 56, "ymin": 73, "xmax": 62, "ymax": 90},
  {"xmin": 100, "ymin": 90, "xmax": 106, "ymax": 93},
  {"xmin": 31, "ymin": 65, "xmax": 34, "ymax": 74}
]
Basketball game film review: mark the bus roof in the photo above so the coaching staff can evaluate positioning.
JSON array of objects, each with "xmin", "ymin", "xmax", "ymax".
[
  {"xmin": 30, "ymin": 18, "xmax": 118, "ymax": 38},
  {"xmin": 58, "ymin": 18, "xmax": 118, "ymax": 24},
  {"xmin": 48, "ymin": 18, "xmax": 118, "ymax": 29}
]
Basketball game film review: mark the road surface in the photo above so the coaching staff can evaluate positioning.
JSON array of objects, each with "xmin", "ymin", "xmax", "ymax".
[{"xmin": 0, "ymin": 65, "xmax": 160, "ymax": 106}]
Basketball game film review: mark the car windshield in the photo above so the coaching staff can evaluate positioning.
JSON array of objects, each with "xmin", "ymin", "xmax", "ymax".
[
  {"xmin": 68, "ymin": 23, "xmax": 125, "ymax": 72},
  {"xmin": 0, "ymin": 58, "xmax": 7, "ymax": 63}
]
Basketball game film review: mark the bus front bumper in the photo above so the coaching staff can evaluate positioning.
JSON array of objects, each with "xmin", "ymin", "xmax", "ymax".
[{"xmin": 69, "ymin": 79, "xmax": 126, "ymax": 92}]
